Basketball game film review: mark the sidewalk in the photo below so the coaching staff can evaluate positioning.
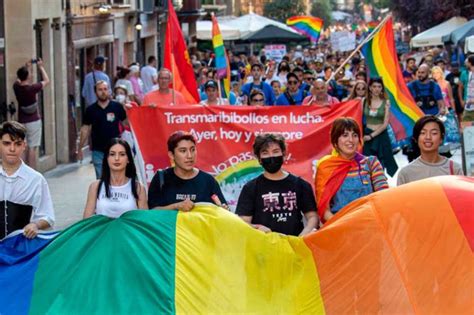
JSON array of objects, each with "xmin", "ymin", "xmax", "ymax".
[{"xmin": 44, "ymin": 157, "xmax": 95, "ymax": 230}]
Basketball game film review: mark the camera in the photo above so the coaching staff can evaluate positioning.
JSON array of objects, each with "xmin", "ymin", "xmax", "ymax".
[{"xmin": 31, "ymin": 58, "xmax": 38, "ymax": 64}]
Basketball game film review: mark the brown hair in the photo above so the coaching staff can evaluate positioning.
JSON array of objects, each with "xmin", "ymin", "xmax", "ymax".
[
  {"xmin": 348, "ymin": 80, "xmax": 367, "ymax": 100},
  {"xmin": 0, "ymin": 121, "xmax": 27, "ymax": 141},
  {"xmin": 367, "ymin": 77, "xmax": 387, "ymax": 108},
  {"xmin": 330, "ymin": 117, "xmax": 361, "ymax": 147},
  {"xmin": 167, "ymin": 131, "xmax": 196, "ymax": 153}
]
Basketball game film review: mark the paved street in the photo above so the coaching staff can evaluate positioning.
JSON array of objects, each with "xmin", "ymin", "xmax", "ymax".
[
  {"xmin": 44, "ymin": 148, "xmax": 463, "ymax": 230},
  {"xmin": 44, "ymin": 156, "xmax": 95, "ymax": 230}
]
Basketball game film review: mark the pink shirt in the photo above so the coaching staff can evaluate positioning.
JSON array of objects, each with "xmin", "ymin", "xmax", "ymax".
[{"xmin": 130, "ymin": 76, "xmax": 144, "ymax": 104}]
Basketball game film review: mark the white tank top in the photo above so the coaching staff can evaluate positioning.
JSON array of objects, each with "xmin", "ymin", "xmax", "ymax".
[{"xmin": 96, "ymin": 179, "xmax": 137, "ymax": 218}]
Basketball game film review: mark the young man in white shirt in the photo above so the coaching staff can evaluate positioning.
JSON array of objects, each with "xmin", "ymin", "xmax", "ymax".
[
  {"xmin": 0, "ymin": 121, "xmax": 55, "ymax": 239},
  {"xmin": 397, "ymin": 115, "xmax": 463, "ymax": 185}
]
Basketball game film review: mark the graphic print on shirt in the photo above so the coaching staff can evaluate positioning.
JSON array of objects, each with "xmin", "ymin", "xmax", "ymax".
[
  {"xmin": 100, "ymin": 191, "xmax": 130, "ymax": 202},
  {"xmin": 262, "ymin": 190, "xmax": 297, "ymax": 222},
  {"xmin": 176, "ymin": 194, "xmax": 197, "ymax": 201},
  {"xmin": 106, "ymin": 112, "xmax": 116, "ymax": 122}
]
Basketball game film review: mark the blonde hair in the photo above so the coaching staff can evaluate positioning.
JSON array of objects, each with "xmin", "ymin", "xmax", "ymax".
[{"xmin": 431, "ymin": 66, "xmax": 444, "ymax": 80}]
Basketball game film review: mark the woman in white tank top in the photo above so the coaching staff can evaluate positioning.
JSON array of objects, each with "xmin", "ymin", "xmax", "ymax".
[{"xmin": 83, "ymin": 139, "xmax": 147, "ymax": 219}]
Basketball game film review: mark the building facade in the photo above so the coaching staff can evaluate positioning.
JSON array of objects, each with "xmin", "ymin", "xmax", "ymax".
[
  {"xmin": 1, "ymin": 0, "xmax": 201, "ymax": 170},
  {"xmin": 2, "ymin": 0, "xmax": 69, "ymax": 172},
  {"xmin": 66, "ymin": 0, "xmax": 161, "ymax": 161}
]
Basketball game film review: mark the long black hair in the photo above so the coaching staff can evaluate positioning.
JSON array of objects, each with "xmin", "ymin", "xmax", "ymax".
[{"xmin": 97, "ymin": 138, "xmax": 139, "ymax": 201}]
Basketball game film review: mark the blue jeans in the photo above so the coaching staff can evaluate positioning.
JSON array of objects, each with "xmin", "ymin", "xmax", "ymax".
[{"xmin": 92, "ymin": 150, "xmax": 104, "ymax": 179}]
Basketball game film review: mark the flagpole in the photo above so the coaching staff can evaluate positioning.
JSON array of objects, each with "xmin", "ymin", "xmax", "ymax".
[
  {"xmin": 217, "ymin": 78, "xmax": 223, "ymax": 104},
  {"xmin": 167, "ymin": 0, "xmax": 177, "ymax": 105},
  {"xmin": 326, "ymin": 13, "xmax": 392, "ymax": 83}
]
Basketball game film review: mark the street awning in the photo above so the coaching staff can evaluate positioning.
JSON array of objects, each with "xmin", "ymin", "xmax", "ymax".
[
  {"xmin": 196, "ymin": 13, "xmax": 301, "ymax": 41},
  {"xmin": 411, "ymin": 16, "xmax": 468, "ymax": 47},
  {"xmin": 225, "ymin": 13, "xmax": 301, "ymax": 38},
  {"xmin": 196, "ymin": 20, "xmax": 241, "ymax": 40},
  {"xmin": 240, "ymin": 24, "xmax": 307, "ymax": 43},
  {"xmin": 442, "ymin": 19, "xmax": 474, "ymax": 46}
]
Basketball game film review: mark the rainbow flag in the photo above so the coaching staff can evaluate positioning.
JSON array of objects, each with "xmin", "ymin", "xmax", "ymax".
[
  {"xmin": 367, "ymin": 21, "xmax": 379, "ymax": 32},
  {"xmin": 211, "ymin": 14, "xmax": 227, "ymax": 79},
  {"xmin": 286, "ymin": 16, "xmax": 323, "ymax": 43},
  {"xmin": 362, "ymin": 18, "xmax": 423, "ymax": 142},
  {"xmin": 1, "ymin": 177, "xmax": 473, "ymax": 314}
]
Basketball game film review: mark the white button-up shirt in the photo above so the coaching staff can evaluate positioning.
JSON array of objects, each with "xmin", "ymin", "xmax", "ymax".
[{"xmin": 0, "ymin": 161, "xmax": 55, "ymax": 227}]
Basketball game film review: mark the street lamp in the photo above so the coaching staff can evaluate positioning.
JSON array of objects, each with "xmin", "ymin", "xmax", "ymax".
[{"xmin": 135, "ymin": 19, "xmax": 143, "ymax": 31}]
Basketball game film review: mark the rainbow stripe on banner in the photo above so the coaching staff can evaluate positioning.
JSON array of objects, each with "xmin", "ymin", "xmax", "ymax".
[
  {"xmin": 362, "ymin": 17, "xmax": 423, "ymax": 142},
  {"xmin": 1, "ymin": 177, "xmax": 473, "ymax": 314},
  {"xmin": 211, "ymin": 14, "xmax": 229, "ymax": 81},
  {"xmin": 286, "ymin": 16, "xmax": 323, "ymax": 43}
]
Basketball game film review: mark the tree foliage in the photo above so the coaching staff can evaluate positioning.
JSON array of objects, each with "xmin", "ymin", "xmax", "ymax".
[
  {"xmin": 263, "ymin": 0, "xmax": 307, "ymax": 23},
  {"xmin": 310, "ymin": 0, "xmax": 332, "ymax": 26},
  {"xmin": 390, "ymin": 0, "xmax": 473, "ymax": 31}
]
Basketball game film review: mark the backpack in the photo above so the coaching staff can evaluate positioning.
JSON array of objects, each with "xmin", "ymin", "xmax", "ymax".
[{"xmin": 412, "ymin": 81, "xmax": 437, "ymax": 111}]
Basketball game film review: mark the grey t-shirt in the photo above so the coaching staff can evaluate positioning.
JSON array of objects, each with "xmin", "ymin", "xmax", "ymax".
[{"xmin": 397, "ymin": 157, "xmax": 464, "ymax": 185}]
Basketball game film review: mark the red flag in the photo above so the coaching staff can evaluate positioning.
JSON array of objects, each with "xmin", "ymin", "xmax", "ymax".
[{"xmin": 164, "ymin": 0, "xmax": 200, "ymax": 104}]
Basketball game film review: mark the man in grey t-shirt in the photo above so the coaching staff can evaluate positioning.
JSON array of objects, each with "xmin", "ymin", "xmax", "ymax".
[{"xmin": 398, "ymin": 115, "xmax": 463, "ymax": 185}]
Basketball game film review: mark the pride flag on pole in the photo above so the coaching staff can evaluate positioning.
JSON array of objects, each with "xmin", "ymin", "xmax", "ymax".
[
  {"xmin": 164, "ymin": 0, "xmax": 200, "ymax": 104},
  {"xmin": 286, "ymin": 16, "xmax": 323, "ymax": 43},
  {"xmin": 211, "ymin": 14, "xmax": 231, "ymax": 98},
  {"xmin": 362, "ymin": 17, "xmax": 423, "ymax": 142}
]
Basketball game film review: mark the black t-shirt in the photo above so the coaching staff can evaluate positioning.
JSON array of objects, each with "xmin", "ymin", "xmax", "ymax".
[
  {"xmin": 148, "ymin": 168, "xmax": 227, "ymax": 209},
  {"xmin": 446, "ymin": 72, "xmax": 462, "ymax": 113},
  {"xmin": 83, "ymin": 101, "xmax": 126, "ymax": 153},
  {"xmin": 236, "ymin": 174, "xmax": 316, "ymax": 236}
]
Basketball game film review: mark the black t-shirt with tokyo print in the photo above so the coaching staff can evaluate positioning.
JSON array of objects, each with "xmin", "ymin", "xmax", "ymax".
[{"xmin": 236, "ymin": 173, "xmax": 316, "ymax": 236}]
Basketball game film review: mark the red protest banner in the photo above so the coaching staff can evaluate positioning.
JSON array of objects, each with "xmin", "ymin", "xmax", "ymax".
[{"xmin": 128, "ymin": 101, "xmax": 362, "ymax": 208}]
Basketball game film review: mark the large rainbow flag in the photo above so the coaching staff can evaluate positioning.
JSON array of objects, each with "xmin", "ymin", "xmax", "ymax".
[
  {"xmin": 1, "ymin": 176, "xmax": 473, "ymax": 314},
  {"xmin": 286, "ymin": 16, "xmax": 323, "ymax": 43},
  {"xmin": 211, "ymin": 14, "xmax": 231, "ymax": 98},
  {"xmin": 362, "ymin": 17, "xmax": 424, "ymax": 142}
]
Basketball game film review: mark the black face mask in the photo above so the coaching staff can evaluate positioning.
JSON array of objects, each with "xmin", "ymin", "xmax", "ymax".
[{"xmin": 260, "ymin": 155, "xmax": 284, "ymax": 174}]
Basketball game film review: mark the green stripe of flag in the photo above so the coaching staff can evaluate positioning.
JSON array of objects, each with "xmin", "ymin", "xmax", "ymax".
[{"xmin": 29, "ymin": 211, "xmax": 177, "ymax": 315}]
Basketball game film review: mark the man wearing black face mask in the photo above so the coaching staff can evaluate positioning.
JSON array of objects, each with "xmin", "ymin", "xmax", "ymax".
[{"xmin": 236, "ymin": 134, "xmax": 318, "ymax": 236}]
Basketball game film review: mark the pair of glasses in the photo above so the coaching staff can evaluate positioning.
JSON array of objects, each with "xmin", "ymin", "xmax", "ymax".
[
  {"xmin": 356, "ymin": 87, "xmax": 366, "ymax": 91},
  {"xmin": 287, "ymin": 81, "xmax": 298, "ymax": 85},
  {"xmin": 305, "ymin": 78, "xmax": 315, "ymax": 81},
  {"xmin": 252, "ymin": 98, "xmax": 265, "ymax": 102}
]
